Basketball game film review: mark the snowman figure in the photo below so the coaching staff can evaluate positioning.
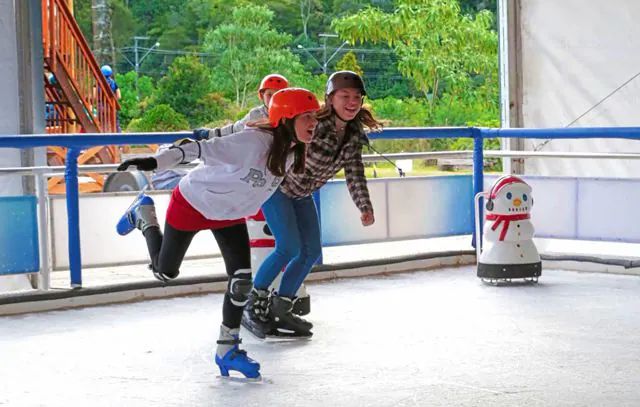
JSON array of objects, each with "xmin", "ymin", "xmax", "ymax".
[
  {"xmin": 246, "ymin": 210, "xmax": 310, "ymax": 315},
  {"xmin": 477, "ymin": 175, "xmax": 542, "ymax": 282}
]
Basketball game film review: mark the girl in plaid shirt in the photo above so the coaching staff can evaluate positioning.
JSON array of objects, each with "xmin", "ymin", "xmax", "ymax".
[{"xmin": 243, "ymin": 71, "xmax": 383, "ymax": 338}]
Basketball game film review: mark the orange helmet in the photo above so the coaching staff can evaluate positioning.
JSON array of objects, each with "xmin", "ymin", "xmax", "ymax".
[
  {"xmin": 268, "ymin": 88, "xmax": 320, "ymax": 127},
  {"xmin": 258, "ymin": 74, "xmax": 289, "ymax": 97}
]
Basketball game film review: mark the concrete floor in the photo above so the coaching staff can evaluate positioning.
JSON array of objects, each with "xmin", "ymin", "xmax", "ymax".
[{"xmin": 1, "ymin": 266, "xmax": 639, "ymax": 407}]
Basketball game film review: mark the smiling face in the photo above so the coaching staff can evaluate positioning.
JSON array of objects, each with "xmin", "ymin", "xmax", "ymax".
[
  {"xmin": 329, "ymin": 88, "xmax": 363, "ymax": 122},
  {"xmin": 492, "ymin": 184, "xmax": 533, "ymax": 215},
  {"xmin": 293, "ymin": 111, "xmax": 318, "ymax": 144}
]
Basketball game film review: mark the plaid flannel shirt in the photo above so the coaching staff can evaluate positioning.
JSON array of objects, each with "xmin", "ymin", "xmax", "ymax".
[{"xmin": 279, "ymin": 117, "xmax": 373, "ymax": 214}]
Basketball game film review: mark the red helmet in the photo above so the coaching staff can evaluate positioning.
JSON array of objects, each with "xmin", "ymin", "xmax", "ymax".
[
  {"xmin": 268, "ymin": 88, "xmax": 320, "ymax": 127},
  {"xmin": 258, "ymin": 74, "xmax": 289, "ymax": 97}
]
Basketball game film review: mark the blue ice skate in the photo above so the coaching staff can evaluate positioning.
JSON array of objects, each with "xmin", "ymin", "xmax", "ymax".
[
  {"xmin": 116, "ymin": 191, "xmax": 156, "ymax": 236},
  {"xmin": 215, "ymin": 339, "xmax": 261, "ymax": 379}
]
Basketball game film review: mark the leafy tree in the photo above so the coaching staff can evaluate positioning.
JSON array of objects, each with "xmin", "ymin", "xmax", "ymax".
[
  {"xmin": 110, "ymin": 0, "xmax": 136, "ymax": 52},
  {"xmin": 336, "ymin": 51, "xmax": 363, "ymax": 76},
  {"xmin": 202, "ymin": 4, "xmax": 309, "ymax": 108},
  {"xmin": 289, "ymin": 72, "xmax": 327, "ymax": 97},
  {"xmin": 192, "ymin": 92, "xmax": 239, "ymax": 126},
  {"xmin": 458, "ymin": 0, "xmax": 497, "ymax": 15},
  {"xmin": 74, "ymin": 0, "xmax": 134, "ymax": 70},
  {"xmin": 127, "ymin": 0, "xmax": 183, "ymax": 36},
  {"xmin": 151, "ymin": 55, "xmax": 217, "ymax": 125},
  {"xmin": 126, "ymin": 104, "xmax": 189, "ymax": 132},
  {"xmin": 116, "ymin": 71, "xmax": 155, "ymax": 127},
  {"xmin": 332, "ymin": 0, "xmax": 498, "ymax": 113}
]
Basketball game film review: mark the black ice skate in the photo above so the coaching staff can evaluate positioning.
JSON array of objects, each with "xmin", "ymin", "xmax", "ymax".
[
  {"xmin": 241, "ymin": 288, "xmax": 272, "ymax": 339},
  {"xmin": 267, "ymin": 295, "xmax": 313, "ymax": 339}
]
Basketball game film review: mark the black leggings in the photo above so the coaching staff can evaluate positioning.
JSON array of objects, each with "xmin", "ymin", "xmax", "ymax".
[{"xmin": 142, "ymin": 221, "xmax": 251, "ymax": 329}]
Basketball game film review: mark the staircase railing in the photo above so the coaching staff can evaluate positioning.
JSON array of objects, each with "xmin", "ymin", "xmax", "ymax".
[{"xmin": 41, "ymin": 0, "xmax": 119, "ymax": 133}]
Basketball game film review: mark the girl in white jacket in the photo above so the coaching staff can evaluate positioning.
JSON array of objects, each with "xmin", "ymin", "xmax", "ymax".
[{"xmin": 115, "ymin": 88, "xmax": 320, "ymax": 380}]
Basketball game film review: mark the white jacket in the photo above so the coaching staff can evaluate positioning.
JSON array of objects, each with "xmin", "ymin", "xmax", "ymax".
[
  {"xmin": 153, "ymin": 128, "xmax": 291, "ymax": 220},
  {"xmin": 214, "ymin": 105, "xmax": 268, "ymax": 138}
]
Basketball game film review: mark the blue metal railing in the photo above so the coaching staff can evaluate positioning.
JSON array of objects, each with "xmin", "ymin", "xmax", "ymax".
[{"xmin": 3, "ymin": 126, "xmax": 640, "ymax": 287}]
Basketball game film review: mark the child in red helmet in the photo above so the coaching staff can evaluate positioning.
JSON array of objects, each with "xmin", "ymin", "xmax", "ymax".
[
  {"xmin": 193, "ymin": 73, "xmax": 289, "ymax": 139},
  {"xmin": 115, "ymin": 88, "xmax": 319, "ymax": 380}
]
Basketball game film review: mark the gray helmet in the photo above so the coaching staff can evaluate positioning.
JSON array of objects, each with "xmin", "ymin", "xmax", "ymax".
[{"xmin": 325, "ymin": 70, "xmax": 367, "ymax": 97}]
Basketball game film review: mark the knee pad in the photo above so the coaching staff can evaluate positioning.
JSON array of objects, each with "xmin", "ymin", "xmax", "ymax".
[{"xmin": 228, "ymin": 268, "xmax": 252, "ymax": 306}]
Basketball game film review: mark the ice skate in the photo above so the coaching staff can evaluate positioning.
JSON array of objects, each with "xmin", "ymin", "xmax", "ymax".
[
  {"xmin": 241, "ymin": 288, "xmax": 272, "ymax": 339},
  {"xmin": 115, "ymin": 190, "xmax": 159, "ymax": 236},
  {"xmin": 215, "ymin": 325, "xmax": 261, "ymax": 380},
  {"xmin": 267, "ymin": 295, "xmax": 313, "ymax": 339}
]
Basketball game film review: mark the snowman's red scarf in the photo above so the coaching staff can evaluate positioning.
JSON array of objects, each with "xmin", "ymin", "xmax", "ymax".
[{"xmin": 485, "ymin": 213, "xmax": 529, "ymax": 241}]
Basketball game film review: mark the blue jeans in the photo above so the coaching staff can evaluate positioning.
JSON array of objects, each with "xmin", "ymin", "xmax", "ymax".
[{"xmin": 253, "ymin": 189, "xmax": 322, "ymax": 297}]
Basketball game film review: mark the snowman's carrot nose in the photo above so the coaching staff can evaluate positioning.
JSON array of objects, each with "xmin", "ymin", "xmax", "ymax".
[{"xmin": 513, "ymin": 198, "xmax": 522, "ymax": 207}]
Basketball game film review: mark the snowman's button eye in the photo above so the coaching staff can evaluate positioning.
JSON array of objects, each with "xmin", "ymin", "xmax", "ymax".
[
  {"xmin": 523, "ymin": 194, "xmax": 528, "ymax": 201},
  {"xmin": 506, "ymin": 192, "xmax": 512, "ymax": 199}
]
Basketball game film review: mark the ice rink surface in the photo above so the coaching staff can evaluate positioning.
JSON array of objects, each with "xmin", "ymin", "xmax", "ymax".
[{"xmin": 1, "ymin": 267, "xmax": 640, "ymax": 407}]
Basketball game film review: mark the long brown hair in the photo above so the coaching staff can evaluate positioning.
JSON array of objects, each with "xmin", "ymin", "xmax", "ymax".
[
  {"xmin": 250, "ymin": 118, "xmax": 306, "ymax": 177},
  {"xmin": 317, "ymin": 102, "xmax": 384, "ymax": 134}
]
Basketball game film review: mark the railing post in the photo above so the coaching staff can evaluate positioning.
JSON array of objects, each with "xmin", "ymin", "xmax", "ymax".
[
  {"xmin": 312, "ymin": 189, "xmax": 323, "ymax": 265},
  {"xmin": 65, "ymin": 148, "xmax": 82, "ymax": 287},
  {"xmin": 35, "ymin": 173, "xmax": 51, "ymax": 290},
  {"xmin": 471, "ymin": 128, "xmax": 484, "ymax": 249}
]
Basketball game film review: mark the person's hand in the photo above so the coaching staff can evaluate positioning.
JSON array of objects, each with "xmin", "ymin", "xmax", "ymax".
[
  {"xmin": 117, "ymin": 157, "xmax": 157, "ymax": 171},
  {"xmin": 192, "ymin": 128, "xmax": 211, "ymax": 140},
  {"xmin": 361, "ymin": 210, "xmax": 375, "ymax": 226}
]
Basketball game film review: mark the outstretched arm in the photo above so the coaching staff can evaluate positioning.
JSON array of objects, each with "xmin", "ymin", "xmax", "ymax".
[
  {"xmin": 118, "ymin": 138, "xmax": 215, "ymax": 172},
  {"xmin": 344, "ymin": 146, "xmax": 375, "ymax": 226}
]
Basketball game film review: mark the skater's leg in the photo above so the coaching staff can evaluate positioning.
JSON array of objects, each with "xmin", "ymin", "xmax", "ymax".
[
  {"xmin": 253, "ymin": 189, "xmax": 303, "ymax": 290},
  {"xmin": 277, "ymin": 195, "xmax": 321, "ymax": 297},
  {"xmin": 116, "ymin": 193, "xmax": 194, "ymax": 281},
  {"xmin": 211, "ymin": 223, "xmax": 260, "ymax": 379},
  {"xmin": 211, "ymin": 222, "xmax": 252, "ymax": 330},
  {"xmin": 151, "ymin": 221, "xmax": 196, "ymax": 281}
]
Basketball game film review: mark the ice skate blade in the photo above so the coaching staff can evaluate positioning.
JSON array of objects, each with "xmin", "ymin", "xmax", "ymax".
[
  {"xmin": 264, "ymin": 329, "xmax": 313, "ymax": 341},
  {"xmin": 217, "ymin": 374, "xmax": 271, "ymax": 384},
  {"xmin": 241, "ymin": 321, "xmax": 268, "ymax": 340}
]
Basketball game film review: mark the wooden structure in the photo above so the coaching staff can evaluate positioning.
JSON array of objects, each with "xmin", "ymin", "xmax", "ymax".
[{"xmin": 41, "ymin": 0, "xmax": 121, "ymax": 193}]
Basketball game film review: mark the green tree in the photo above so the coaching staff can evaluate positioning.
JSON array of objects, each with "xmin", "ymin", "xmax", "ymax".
[
  {"xmin": 74, "ymin": 0, "xmax": 134, "ymax": 63},
  {"xmin": 336, "ymin": 51, "xmax": 363, "ymax": 76},
  {"xmin": 151, "ymin": 55, "xmax": 221, "ymax": 126},
  {"xmin": 458, "ymin": 0, "xmax": 497, "ymax": 15},
  {"xmin": 332, "ymin": 0, "xmax": 498, "ymax": 113},
  {"xmin": 116, "ymin": 71, "xmax": 155, "ymax": 127},
  {"xmin": 126, "ymin": 104, "xmax": 189, "ymax": 132},
  {"xmin": 202, "ymin": 4, "xmax": 309, "ymax": 108}
]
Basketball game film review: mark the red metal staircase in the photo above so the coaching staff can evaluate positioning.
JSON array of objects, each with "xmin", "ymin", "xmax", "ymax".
[{"xmin": 41, "ymin": 0, "xmax": 120, "ymax": 193}]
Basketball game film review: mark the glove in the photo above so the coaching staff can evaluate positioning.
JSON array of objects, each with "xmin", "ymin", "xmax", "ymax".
[
  {"xmin": 192, "ymin": 128, "xmax": 211, "ymax": 140},
  {"xmin": 360, "ymin": 210, "xmax": 375, "ymax": 226},
  {"xmin": 117, "ymin": 157, "xmax": 157, "ymax": 172}
]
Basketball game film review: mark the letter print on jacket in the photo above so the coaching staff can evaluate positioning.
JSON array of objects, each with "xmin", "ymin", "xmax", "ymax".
[{"xmin": 241, "ymin": 168, "xmax": 267, "ymax": 187}]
